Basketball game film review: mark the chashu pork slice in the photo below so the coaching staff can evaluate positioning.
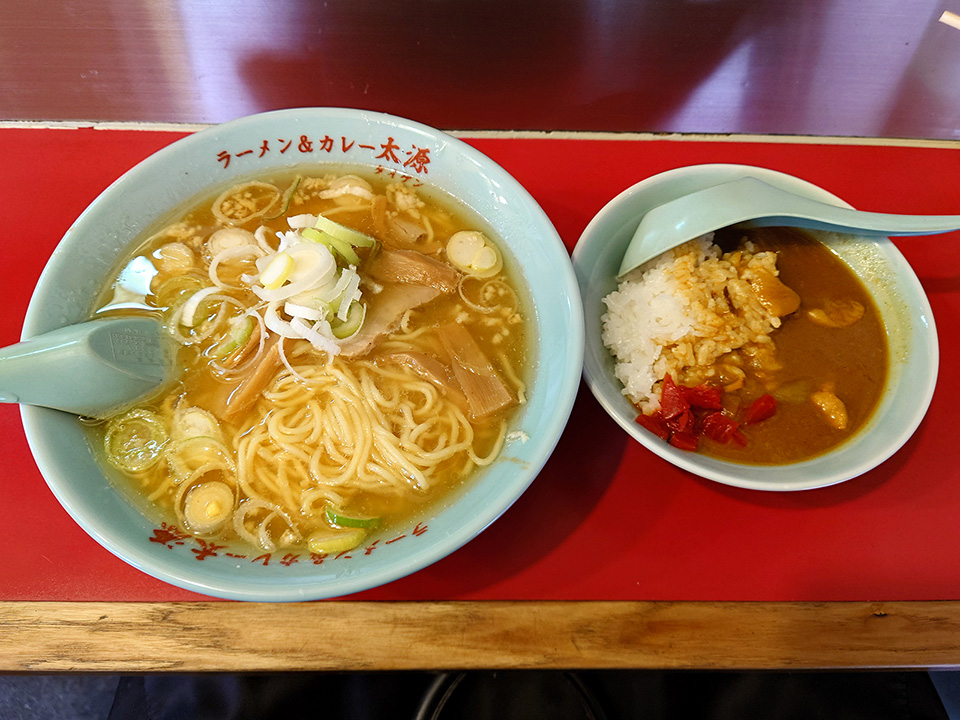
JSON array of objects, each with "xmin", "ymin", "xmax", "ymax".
[
  {"xmin": 339, "ymin": 283, "xmax": 441, "ymax": 358},
  {"xmin": 363, "ymin": 246, "xmax": 460, "ymax": 294},
  {"xmin": 437, "ymin": 322, "xmax": 516, "ymax": 419}
]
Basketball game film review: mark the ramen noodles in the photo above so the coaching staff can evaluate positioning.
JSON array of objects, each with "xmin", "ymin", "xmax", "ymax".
[{"xmin": 93, "ymin": 169, "xmax": 529, "ymax": 554}]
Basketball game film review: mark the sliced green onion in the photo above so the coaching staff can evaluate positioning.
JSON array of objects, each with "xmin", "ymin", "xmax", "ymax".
[
  {"xmin": 283, "ymin": 301, "xmax": 324, "ymax": 323},
  {"xmin": 172, "ymin": 406, "xmax": 222, "ymax": 442},
  {"xmin": 104, "ymin": 408, "xmax": 168, "ymax": 473},
  {"xmin": 183, "ymin": 481, "xmax": 234, "ymax": 533},
  {"xmin": 325, "ymin": 505, "xmax": 381, "ymax": 529},
  {"xmin": 166, "ymin": 435, "xmax": 235, "ymax": 482},
  {"xmin": 260, "ymin": 251, "xmax": 295, "ymax": 289},
  {"xmin": 330, "ymin": 301, "xmax": 365, "ymax": 339},
  {"xmin": 213, "ymin": 316, "xmax": 254, "ymax": 358},
  {"xmin": 301, "ymin": 227, "xmax": 360, "ymax": 266},
  {"xmin": 299, "ymin": 226, "xmax": 325, "ymax": 246},
  {"xmin": 308, "ymin": 527, "xmax": 367, "ymax": 554},
  {"xmin": 336, "ymin": 270, "xmax": 361, "ymax": 320},
  {"xmin": 212, "ymin": 181, "xmax": 281, "ymax": 225},
  {"xmin": 263, "ymin": 176, "xmax": 302, "ymax": 221},
  {"xmin": 314, "ymin": 214, "xmax": 377, "ymax": 248},
  {"xmin": 154, "ymin": 274, "xmax": 205, "ymax": 309},
  {"xmin": 326, "ymin": 234, "xmax": 360, "ymax": 266},
  {"xmin": 446, "ymin": 230, "xmax": 503, "ymax": 278},
  {"xmin": 180, "ymin": 286, "xmax": 221, "ymax": 327},
  {"xmin": 287, "ymin": 293, "xmax": 333, "ymax": 322}
]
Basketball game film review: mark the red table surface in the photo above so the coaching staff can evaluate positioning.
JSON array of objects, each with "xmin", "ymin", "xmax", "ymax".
[{"xmin": 1, "ymin": 127, "xmax": 959, "ymax": 603}]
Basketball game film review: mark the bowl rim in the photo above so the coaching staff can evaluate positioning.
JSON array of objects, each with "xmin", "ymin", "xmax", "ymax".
[
  {"xmin": 20, "ymin": 107, "xmax": 585, "ymax": 600},
  {"xmin": 573, "ymin": 162, "xmax": 939, "ymax": 492}
]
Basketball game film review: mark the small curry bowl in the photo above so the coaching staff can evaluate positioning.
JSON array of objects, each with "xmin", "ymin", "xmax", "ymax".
[
  {"xmin": 21, "ymin": 108, "xmax": 584, "ymax": 600},
  {"xmin": 573, "ymin": 164, "xmax": 938, "ymax": 491}
]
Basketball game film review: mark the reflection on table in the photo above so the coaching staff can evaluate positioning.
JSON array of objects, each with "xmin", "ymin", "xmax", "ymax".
[{"xmin": 1, "ymin": 0, "xmax": 959, "ymax": 139}]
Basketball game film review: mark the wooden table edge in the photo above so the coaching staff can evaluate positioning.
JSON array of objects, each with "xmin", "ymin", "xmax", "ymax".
[{"xmin": 3, "ymin": 600, "xmax": 960, "ymax": 672}]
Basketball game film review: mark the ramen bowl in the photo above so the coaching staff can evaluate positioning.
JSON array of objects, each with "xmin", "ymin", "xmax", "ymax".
[
  {"xmin": 573, "ymin": 164, "xmax": 938, "ymax": 492},
  {"xmin": 22, "ymin": 108, "xmax": 584, "ymax": 600}
]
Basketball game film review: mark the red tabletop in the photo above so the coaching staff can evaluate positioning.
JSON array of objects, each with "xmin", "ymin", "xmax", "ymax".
[{"xmin": 2, "ymin": 126, "xmax": 959, "ymax": 602}]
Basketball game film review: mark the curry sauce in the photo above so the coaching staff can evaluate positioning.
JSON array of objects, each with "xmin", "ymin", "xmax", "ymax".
[{"xmin": 701, "ymin": 227, "xmax": 888, "ymax": 464}]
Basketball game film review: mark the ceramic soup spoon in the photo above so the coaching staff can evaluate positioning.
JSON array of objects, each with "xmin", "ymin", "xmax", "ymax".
[
  {"xmin": 619, "ymin": 176, "xmax": 960, "ymax": 276},
  {"xmin": 0, "ymin": 316, "xmax": 175, "ymax": 417}
]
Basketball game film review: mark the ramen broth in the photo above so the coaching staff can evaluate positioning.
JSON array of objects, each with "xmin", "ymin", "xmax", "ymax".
[{"xmin": 92, "ymin": 168, "xmax": 529, "ymax": 554}]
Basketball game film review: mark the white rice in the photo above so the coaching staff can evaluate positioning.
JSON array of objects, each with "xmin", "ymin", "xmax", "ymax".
[
  {"xmin": 601, "ymin": 246, "xmax": 700, "ymax": 408},
  {"xmin": 601, "ymin": 234, "xmax": 784, "ymax": 412}
]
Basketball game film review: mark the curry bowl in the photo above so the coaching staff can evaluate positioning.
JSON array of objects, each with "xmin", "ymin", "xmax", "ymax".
[
  {"xmin": 573, "ymin": 164, "xmax": 938, "ymax": 491},
  {"xmin": 21, "ymin": 108, "xmax": 584, "ymax": 600}
]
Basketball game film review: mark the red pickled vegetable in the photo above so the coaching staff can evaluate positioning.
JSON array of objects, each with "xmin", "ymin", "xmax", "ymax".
[
  {"xmin": 668, "ymin": 431, "xmax": 699, "ymax": 451},
  {"xmin": 683, "ymin": 384, "xmax": 723, "ymax": 410},
  {"xmin": 743, "ymin": 394, "xmax": 778, "ymax": 424},
  {"xmin": 665, "ymin": 407, "xmax": 696, "ymax": 435},
  {"xmin": 658, "ymin": 375, "xmax": 687, "ymax": 419},
  {"xmin": 636, "ymin": 412, "xmax": 670, "ymax": 441},
  {"xmin": 636, "ymin": 377, "xmax": 759, "ymax": 454},
  {"xmin": 701, "ymin": 411, "xmax": 740, "ymax": 444}
]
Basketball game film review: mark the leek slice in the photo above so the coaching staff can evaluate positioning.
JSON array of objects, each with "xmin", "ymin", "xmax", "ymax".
[
  {"xmin": 325, "ymin": 505, "xmax": 380, "ymax": 528},
  {"xmin": 283, "ymin": 301, "xmax": 324, "ymax": 323},
  {"xmin": 259, "ymin": 251, "xmax": 295, "ymax": 290},
  {"xmin": 301, "ymin": 227, "xmax": 360, "ymax": 265},
  {"xmin": 172, "ymin": 406, "xmax": 222, "ymax": 443},
  {"xmin": 251, "ymin": 245, "xmax": 337, "ymax": 303},
  {"xmin": 104, "ymin": 408, "xmax": 168, "ymax": 473},
  {"xmin": 263, "ymin": 176, "xmax": 302, "ymax": 221},
  {"xmin": 179, "ymin": 286, "xmax": 221, "ymax": 327},
  {"xmin": 313, "ymin": 214, "xmax": 377, "ymax": 248},
  {"xmin": 336, "ymin": 271, "xmax": 361, "ymax": 320},
  {"xmin": 183, "ymin": 481, "xmax": 234, "ymax": 533},
  {"xmin": 330, "ymin": 301, "xmax": 365, "ymax": 339},
  {"xmin": 212, "ymin": 181, "xmax": 281, "ymax": 225},
  {"xmin": 447, "ymin": 230, "xmax": 502, "ymax": 278},
  {"xmin": 324, "ymin": 267, "xmax": 361, "ymax": 319},
  {"xmin": 154, "ymin": 274, "xmax": 205, "ymax": 308},
  {"xmin": 166, "ymin": 435, "xmax": 235, "ymax": 483},
  {"xmin": 213, "ymin": 316, "xmax": 254, "ymax": 358},
  {"xmin": 307, "ymin": 527, "xmax": 367, "ymax": 554}
]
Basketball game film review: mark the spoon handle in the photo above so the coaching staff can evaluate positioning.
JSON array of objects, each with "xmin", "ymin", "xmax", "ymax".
[{"xmin": 740, "ymin": 178, "xmax": 960, "ymax": 236}]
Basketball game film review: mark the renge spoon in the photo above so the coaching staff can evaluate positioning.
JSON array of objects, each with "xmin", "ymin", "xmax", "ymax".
[
  {"xmin": 0, "ymin": 316, "xmax": 175, "ymax": 417},
  {"xmin": 619, "ymin": 176, "xmax": 960, "ymax": 276}
]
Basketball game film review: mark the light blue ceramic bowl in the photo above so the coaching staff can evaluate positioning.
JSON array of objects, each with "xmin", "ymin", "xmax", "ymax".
[
  {"xmin": 573, "ymin": 164, "xmax": 938, "ymax": 491},
  {"xmin": 21, "ymin": 108, "xmax": 584, "ymax": 600}
]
